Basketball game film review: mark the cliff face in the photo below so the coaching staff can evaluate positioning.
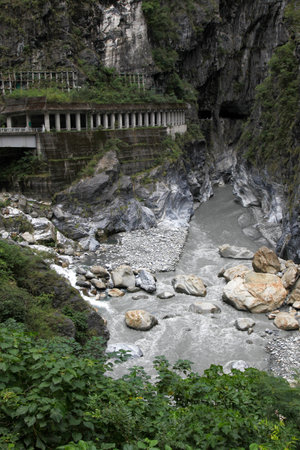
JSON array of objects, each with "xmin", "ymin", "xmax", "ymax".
[{"xmin": 0, "ymin": 0, "xmax": 153, "ymax": 73}]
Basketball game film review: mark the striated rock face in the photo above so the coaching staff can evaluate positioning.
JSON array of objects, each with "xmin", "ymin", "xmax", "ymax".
[{"xmin": 101, "ymin": 0, "xmax": 154, "ymax": 72}]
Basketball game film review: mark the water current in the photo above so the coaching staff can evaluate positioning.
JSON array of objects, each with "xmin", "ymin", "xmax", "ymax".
[{"xmin": 89, "ymin": 185, "xmax": 285, "ymax": 377}]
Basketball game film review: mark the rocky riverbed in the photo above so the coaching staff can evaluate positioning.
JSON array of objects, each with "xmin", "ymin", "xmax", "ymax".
[{"xmin": 0, "ymin": 187, "xmax": 299, "ymax": 383}]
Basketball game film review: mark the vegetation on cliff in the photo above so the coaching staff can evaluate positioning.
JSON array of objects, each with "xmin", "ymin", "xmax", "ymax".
[
  {"xmin": 0, "ymin": 239, "xmax": 107, "ymax": 343},
  {"xmin": 239, "ymin": 1, "xmax": 300, "ymax": 206}
]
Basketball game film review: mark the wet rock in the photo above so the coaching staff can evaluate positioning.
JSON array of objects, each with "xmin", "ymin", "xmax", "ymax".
[
  {"xmin": 189, "ymin": 301, "xmax": 221, "ymax": 314},
  {"xmin": 172, "ymin": 274, "xmax": 206, "ymax": 297},
  {"xmin": 222, "ymin": 264, "xmax": 251, "ymax": 281},
  {"xmin": 223, "ymin": 360, "xmax": 249, "ymax": 373},
  {"xmin": 108, "ymin": 288, "xmax": 125, "ymax": 297},
  {"xmin": 157, "ymin": 291, "xmax": 175, "ymax": 299},
  {"xmin": 85, "ymin": 270, "xmax": 95, "ymax": 279},
  {"xmin": 90, "ymin": 265, "xmax": 109, "ymax": 279},
  {"xmin": 132, "ymin": 294, "xmax": 149, "ymax": 300},
  {"xmin": 223, "ymin": 272, "xmax": 287, "ymax": 313},
  {"xmin": 86, "ymin": 311, "xmax": 110, "ymax": 343},
  {"xmin": 235, "ymin": 318, "xmax": 255, "ymax": 331},
  {"xmin": 106, "ymin": 343, "xmax": 143, "ymax": 359},
  {"xmin": 76, "ymin": 280, "xmax": 91, "ymax": 288},
  {"xmin": 91, "ymin": 278, "xmax": 106, "ymax": 290},
  {"xmin": 125, "ymin": 310, "xmax": 158, "ymax": 331},
  {"xmin": 293, "ymin": 301, "xmax": 300, "ymax": 309},
  {"xmin": 252, "ymin": 246, "xmax": 281, "ymax": 274},
  {"xmin": 136, "ymin": 269, "xmax": 156, "ymax": 293},
  {"xmin": 111, "ymin": 264, "xmax": 135, "ymax": 289},
  {"xmin": 219, "ymin": 244, "xmax": 254, "ymax": 259},
  {"xmin": 127, "ymin": 286, "xmax": 141, "ymax": 293},
  {"xmin": 273, "ymin": 312, "xmax": 299, "ymax": 331}
]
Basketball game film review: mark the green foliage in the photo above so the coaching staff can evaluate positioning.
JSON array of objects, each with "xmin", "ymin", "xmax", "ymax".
[
  {"xmin": 239, "ymin": 36, "xmax": 300, "ymax": 205},
  {"xmin": 142, "ymin": 0, "xmax": 202, "ymax": 102},
  {"xmin": 0, "ymin": 323, "xmax": 299, "ymax": 449},
  {"xmin": 0, "ymin": 151, "xmax": 48, "ymax": 184},
  {"xmin": 0, "ymin": 239, "xmax": 91, "ymax": 341},
  {"xmin": 7, "ymin": 68, "xmax": 179, "ymax": 105}
]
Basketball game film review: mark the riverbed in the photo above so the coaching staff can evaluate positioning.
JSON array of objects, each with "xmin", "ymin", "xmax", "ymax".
[{"xmin": 85, "ymin": 185, "xmax": 296, "ymax": 378}]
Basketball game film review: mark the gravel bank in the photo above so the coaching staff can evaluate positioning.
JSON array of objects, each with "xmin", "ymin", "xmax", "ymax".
[
  {"xmin": 266, "ymin": 333, "xmax": 300, "ymax": 383},
  {"xmin": 93, "ymin": 225, "xmax": 189, "ymax": 272}
]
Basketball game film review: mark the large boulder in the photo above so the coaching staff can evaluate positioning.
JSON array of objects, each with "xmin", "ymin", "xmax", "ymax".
[
  {"xmin": 172, "ymin": 274, "xmax": 206, "ymax": 297},
  {"xmin": 189, "ymin": 301, "xmax": 221, "ymax": 314},
  {"xmin": 125, "ymin": 310, "xmax": 158, "ymax": 331},
  {"xmin": 274, "ymin": 312, "xmax": 299, "ymax": 331},
  {"xmin": 223, "ymin": 271, "xmax": 287, "ymax": 313},
  {"xmin": 219, "ymin": 244, "xmax": 254, "ymax": 260},
  {"xmin": 252, "ymin": 246, "xmax": 281, "ymax": 274},
  {"xmin": 223, "ymin": 360, "xmax": 249, "ymax": 373},
  {"xmin": 136, "ymin": 270, "xmax": 156, "ymax": 293},
  {"xmin": 111, "ymin": 265, "xmax": 135, "ymax": 289}
]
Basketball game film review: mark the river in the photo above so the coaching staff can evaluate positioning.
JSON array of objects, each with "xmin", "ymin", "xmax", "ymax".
[{"xmin": 91, "ymin": 185, "xmax": 283, "ymax": 377}]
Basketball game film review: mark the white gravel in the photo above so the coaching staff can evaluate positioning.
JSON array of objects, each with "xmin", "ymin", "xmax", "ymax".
[{"xmin": 95, "ymin": 225, "xmax": 189, "ymax": 272}]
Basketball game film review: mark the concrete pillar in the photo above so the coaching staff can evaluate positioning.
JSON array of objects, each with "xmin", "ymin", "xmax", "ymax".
[
  {"xmin": 76, "ymin": 112, "xmax": 81, "ymax": 131},
  {"xmin": 183, "ymin": 111, "xmax": 185, "ymax": 125},
  {"xmin": 66, "ymin": 113, "xmax": 71, "ymax": 131},
  {"xmin": 103, "ymin": 114, "xmax": 108, "ymax": 129},
  {"xmin": 125, "ymin": 113, "xmax": 129, "ymax": 128},
  {"xmin": 131, "ymin": 112, "xmax": 136, "ymax": 128},
  {"xmin": 90, "ymin": 114, "xmax": 94, "ymax": 130},
  {"xmin": 138, "ymin": 112, "xmax": 143, "ymax": 127},
  {"xmin": 111, "ymin": 113, "xmax": 115, "ymax": 129},
  {"xmin": 167, "ymin": 111, "xmax": 171, "ymax": 125},
  {"xmin": 44, "ymin": 113, "xmax": 50, "ymax": 131},
  {"xmin": 144, "ymin": 112, "xmax": 149, "ymax": 127},
  {"xmin": 118, "ymin": 113, "xmax": 123, "ymax": 129},
  {"xmin": 162, "ymin": 112, "xmax": 167, "ymax": 127},
  {"xmin": 26, "ymin": 114, "xmax": 30, "ymax": 128},
  {"xmin": 150, "ymin": 112, "xmax": 155, "ymax": 127},
  {"xmin": 55, "ymin": 113, "xmax": 61, "ymax": 131},
  {"xmin": 96, "ymin": 114, "xmax": 101, "ymax": 128},
  {"xmin": 157, "ymin": 111, "xmax": 161, "ymax": 127},
  {"xmin": 6, "ymin": 116, "xmax": 12, "ymax": 128}
]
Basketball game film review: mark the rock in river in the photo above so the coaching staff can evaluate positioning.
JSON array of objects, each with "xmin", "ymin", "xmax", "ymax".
[
  {"xmin": 136, "ymin": 269, "xmax": 156, "ymax": 293},
  {"xmin": 223, "ymin": 271, "xmax": 287, "ymax": 313},
  {"xmin": 219, "ymin": 244, "xmax": 254, "ymax": 259},
  {"xmin": 189, "ymin": 301, "xmax": 221, "ymax": 314},
  {"xmin": 172, "ymin": 274, "xmax": 206, "ymax": 297},
  {"xmin": 125, "ymin": 310, "xmax": 158, "ymax": 331},
  {"xmin": 111, "ymin": 264, "xmax": 135, "ymax": 289},
  {"xmin": 274, "ymin": 312, "xmax": 299, "ymax": 331},
  {"xmin": 235, "ymin": 318, "xmax": 256, "ymax": 331},
  {"xmin": 252, "ymin": 246, "xmax": 281, "ymax": 274}
]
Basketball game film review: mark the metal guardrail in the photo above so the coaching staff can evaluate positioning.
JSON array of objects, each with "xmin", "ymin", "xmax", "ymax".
[{"xmin": 0, "ymin": 127, "xmax": 41, "ymax": 133}]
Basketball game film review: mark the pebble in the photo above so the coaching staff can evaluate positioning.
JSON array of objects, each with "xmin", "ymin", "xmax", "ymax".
[
  {"xmin": 94, "ymin": 225, "xmax": 188, "ymax": 272},
  {"xmin": 266, "ymin": 334, "xmax": 300, "ymax": 383}
]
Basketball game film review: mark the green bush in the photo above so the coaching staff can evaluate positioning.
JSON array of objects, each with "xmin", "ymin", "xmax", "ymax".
[{"xmin": 0, "ymin": 321, "xmax": 299, "ymax": 449}]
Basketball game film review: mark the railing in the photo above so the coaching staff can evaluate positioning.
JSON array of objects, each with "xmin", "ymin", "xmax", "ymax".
[{"xmin": 0, "ymin": 127, "xmax": 41, "ymax": 133}]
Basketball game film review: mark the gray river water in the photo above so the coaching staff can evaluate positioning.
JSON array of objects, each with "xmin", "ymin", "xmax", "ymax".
[{"xmin": 92, "ymin": 185, "xmax": 283, "ymax": 377}]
